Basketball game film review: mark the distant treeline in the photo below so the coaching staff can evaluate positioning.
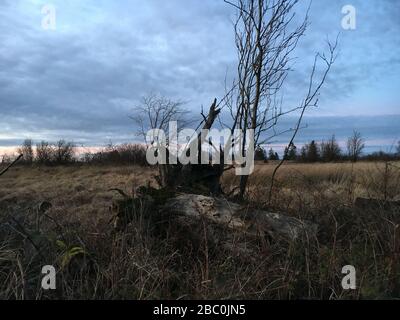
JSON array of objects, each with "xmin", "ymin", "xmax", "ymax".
[
  {"xmin": 255, "ymin": 132, "xmax": 400, "ymax": 163},
  {"xmin": 0, "ymin": 139, "xmax": 148, "ymax": 166},
  {"xmin": 82, "ymin": 143, "xmax": 147, "ymax": 166},
  {"xmin": 1, "ymin": 133, "xmax": 400, "ymax": 166}
]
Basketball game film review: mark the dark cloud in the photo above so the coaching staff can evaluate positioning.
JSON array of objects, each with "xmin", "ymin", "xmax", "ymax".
[{"xmin": 0, "ymin": 0, "xmax": 399, "ymax": 148}]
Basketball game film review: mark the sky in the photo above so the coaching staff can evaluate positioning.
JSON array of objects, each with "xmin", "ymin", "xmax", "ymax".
[{"xmin": 0, "ymin": 0, "xmax": 399, "ymax": 155}]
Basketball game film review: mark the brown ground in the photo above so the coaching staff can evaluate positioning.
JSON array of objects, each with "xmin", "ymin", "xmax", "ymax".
[{"xmin": 1, "ymin": 162, "xmax": 399, "ymax": 299}]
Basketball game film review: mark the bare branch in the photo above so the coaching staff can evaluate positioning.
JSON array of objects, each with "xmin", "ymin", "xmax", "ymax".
[{"xmin": 0, "ymin": 154, "xmax": 23, "ymax": 178}]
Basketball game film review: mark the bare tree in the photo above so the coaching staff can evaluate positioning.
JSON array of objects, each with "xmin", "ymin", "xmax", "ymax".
[
  {"xmin": 225, "ymin": 0, "xmax": 337, "ymax": 198},
  {"xmin": 127, "ymin": 2, "xmax": 336, "ymax": 200},
  {"xmin": 36, "ymin": 141, "xmax": 53, "ymax": 165},
  {"xmin": 396, "ymin": 140, "xmax": 400, "ymax": 156},
  {"xmin": 131, "ymin": 93, "xmax": 189, "ymax": 140},
  {"xmin": 54, "ymin": 140, "xmax": 75, "ymax": 164},
  {"xmin": 17, "ymin": 139, "xmax": 34, "ymax": 164},
  {"xmin": 131, "ymin": 93, "xmax": 225, "ymax": 192},
  {"xmin": 320, "ymin": 135, "xmax": 341, "ymax": 162},
  {"xmin": 347, "ymin": 130, "xmax": 365, "ymax": 162}
]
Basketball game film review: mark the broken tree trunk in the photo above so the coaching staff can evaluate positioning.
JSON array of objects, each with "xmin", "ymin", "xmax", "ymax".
[{"xmin": 156, "ymin": 99, "xmax": 225, "ymax": 196}]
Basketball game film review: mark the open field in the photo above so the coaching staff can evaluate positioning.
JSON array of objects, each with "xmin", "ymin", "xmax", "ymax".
[{"xmin": 0, "ymin": 162, "xmax": 399, "ymax": 299}]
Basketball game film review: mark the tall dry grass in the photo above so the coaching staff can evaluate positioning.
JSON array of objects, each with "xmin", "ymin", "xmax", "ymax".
[{"xmin": 0, "ymin": 162, "xmax": 399, "ymax": 299}]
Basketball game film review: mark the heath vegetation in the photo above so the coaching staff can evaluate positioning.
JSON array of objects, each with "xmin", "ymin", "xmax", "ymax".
[{"xmin": 0, "ymin": 161, "xmax": 399, "ymax": 299}]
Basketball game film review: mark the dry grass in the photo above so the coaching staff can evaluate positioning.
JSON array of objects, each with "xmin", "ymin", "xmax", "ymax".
[
  {"xmin": 1, "ymin": 161, "xmax": 400, "ymax": 299},
  {"xmin": 225, "ymin": 161, "xmax": 400, "ymax": 208}
]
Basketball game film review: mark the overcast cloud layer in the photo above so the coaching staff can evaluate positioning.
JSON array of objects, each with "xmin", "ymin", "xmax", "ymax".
[{"xmin": 0, "ymin": 0, "xmax": 399, "ymax": 149}]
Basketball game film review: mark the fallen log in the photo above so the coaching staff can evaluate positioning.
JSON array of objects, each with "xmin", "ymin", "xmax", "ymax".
[
  {"xmin": 163, "ymin": 194, "xmax": 246, "ymax": 230},
  {"xmin": 108, "ymin": 189, "xmax": 318, "ymax": 262},
  {"xmin": 162, "ymin": 194, "xmax": 317, "ymax": 240},
  {"xmin": 109, "ymin": 185, "xmax": 317, "ymax": 243}
]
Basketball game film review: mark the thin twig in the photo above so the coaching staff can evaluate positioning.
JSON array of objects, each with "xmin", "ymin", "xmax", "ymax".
[{"xmin": 0, "ymin": 154, "xmax": 23, "ymax": 177}]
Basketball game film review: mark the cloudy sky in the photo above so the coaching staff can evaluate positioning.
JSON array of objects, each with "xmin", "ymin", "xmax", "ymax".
[{"xmin": 0, "ymin": 0, "xmax": 399, "ymax": 153}]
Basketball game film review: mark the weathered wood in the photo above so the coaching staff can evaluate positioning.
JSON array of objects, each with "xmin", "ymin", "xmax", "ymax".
[
  {"xmin": 156, "ymin": 99, "xmax": 225, "ymax": 195},
  {"xmin": 109, "ymin": 185, "xmax": 317, "ymax": 242},
  {"xmin": 164, "ymin": 194, "xmax": 246, "ymax": 229},
  {"xmin": 163, "ymin": 194, "xmax": 317, "ymax": 240}
]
